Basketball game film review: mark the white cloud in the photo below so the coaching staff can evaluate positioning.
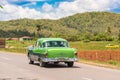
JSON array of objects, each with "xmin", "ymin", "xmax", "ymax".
[
  {"xmin": 51, "ymin": 0, "xmax": 120, "ymax": 18},
  {"xmin": 56, "ymin": 0, "xmax": 111, "ymax": 17},
  {"xmin": 0, "ymin": 0, "xmax": 120, "ymax": 21},
  {"xmin": 22, "ymin": 1, "xmax": 37, "ymax": 7},
  {"xmin": 0, "ymin": 4, "xmax": 42, "ymax": 21},
  {"xmin": 0, "ymin": 0, "xmax": 8, "ymax": 5},
  {"xmin": 6, "ymin": 0, "xmax": 51, "ymax": 2},
  {"xmin": 42, "ymin": 3, "xmax": 53, "ymax": 12}
]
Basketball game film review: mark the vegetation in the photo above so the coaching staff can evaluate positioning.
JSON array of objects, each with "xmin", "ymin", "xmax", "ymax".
[
  {"xmin": 79, "ymin": 59, "xmax": 120, "ymax": 69},
  {"xmin": 0, "ymin": 12, "xmax": 120, "ymax": 41},
  {"xmin": 0, "ymin": 40, "xmax": 120, "ymax": 54},
  {"xmin": 118, "ymin": 29, "xmax": 120, "ymax": 42},
  {"xmin": 0, "ymin": 5, "xmax": 3, "ymax": 8},
  {"xmin": 70, "ymin": 41, "xmax": 120, "ymax": 50}
]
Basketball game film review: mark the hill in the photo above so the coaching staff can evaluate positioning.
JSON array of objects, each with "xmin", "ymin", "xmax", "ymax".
[{"xmin": 0, "ymin": 12, "xmax": 120, "ymax": 41}]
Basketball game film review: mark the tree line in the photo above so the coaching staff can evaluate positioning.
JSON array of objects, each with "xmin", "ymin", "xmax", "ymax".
[{"xmin": 0, "ymin": 12, "xmax": 120, "ymax": 41}]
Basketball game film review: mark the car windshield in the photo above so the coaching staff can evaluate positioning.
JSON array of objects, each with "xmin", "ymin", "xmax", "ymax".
[{"xmin": 42, "ymin": 41, "xmax": 69, "ymax": 47}]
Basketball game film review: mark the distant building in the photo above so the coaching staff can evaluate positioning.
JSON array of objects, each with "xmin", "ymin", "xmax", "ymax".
[
  {"xmin": 11, "ymin": 38, "xmax": 19, "ymax": 41},
  {"xmin": 19, "ymin": 36, "xmax": 32, "ymax": 41}
]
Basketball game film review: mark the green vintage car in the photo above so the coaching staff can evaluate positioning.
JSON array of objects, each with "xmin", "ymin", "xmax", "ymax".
[{"xmin": 27, "ymin": 38, "xmax": 78, "ymax": 67}]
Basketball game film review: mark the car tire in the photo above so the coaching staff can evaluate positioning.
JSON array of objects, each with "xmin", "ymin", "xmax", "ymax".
[
  {"xmin": 54, "ymin": 62, "xmax": 59, "ymax": 64},
  {"xmin": 29, "ymin": 59, "xmax": 34, "ymax": 64},
  {"xmin": 67, "ymin": 62, "xmax": 74, "ymax": 67},
  {"xmin": 39, "ymin": 61, "xmax": 47, "ymax": 67},
  {"xmin": 28, "ymin": 53, "xmax": 34, "ymax": 64}
]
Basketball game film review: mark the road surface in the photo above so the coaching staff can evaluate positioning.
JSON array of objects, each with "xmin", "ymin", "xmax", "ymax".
[{"xmin": 0, "ymin": 52, "xmax": 120, "ymax": 80}]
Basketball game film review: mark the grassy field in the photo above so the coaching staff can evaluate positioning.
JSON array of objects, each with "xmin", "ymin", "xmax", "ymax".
[
  {"xmin": 0, "ymin": 40, "xmax": 120, "ymax": 53},
  {"xmin": 79, "ymin": 59, "xmax": 120, "ymax": 69},
  {"xmin": 4, "ymin": 40, "xmax": 35, "ymax": 53},
  {"xmin": 70, "ymin": 41, "xmax": 120, "ymax": 50}
]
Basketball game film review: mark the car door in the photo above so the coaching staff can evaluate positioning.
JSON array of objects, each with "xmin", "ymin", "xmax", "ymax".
[
  {"xmin": 33, "ymin": 41, "xmax": 45, "ymax": 61},
  {"xmin": 32, "ymin": 41, "xmax": 40, "ymax": 61}
]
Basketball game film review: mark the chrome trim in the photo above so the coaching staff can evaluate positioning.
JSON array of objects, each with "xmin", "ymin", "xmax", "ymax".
[{"xmin": 42, "ymin": 58, "xmax": 78, "ymax": 62}]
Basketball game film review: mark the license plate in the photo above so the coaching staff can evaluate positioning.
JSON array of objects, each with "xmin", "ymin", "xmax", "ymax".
[{"xmin": 58, "ymin": 58, "xmax": 66, "ymax": 61}]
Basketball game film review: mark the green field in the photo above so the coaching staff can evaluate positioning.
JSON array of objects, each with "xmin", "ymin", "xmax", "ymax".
[
  {"xmin": 70, "ymin": 41, "xmax": 120, "ymax": 50},
  {"xmin": 0, "ymin": 40, "xmax": 120, "ymax": 53}
]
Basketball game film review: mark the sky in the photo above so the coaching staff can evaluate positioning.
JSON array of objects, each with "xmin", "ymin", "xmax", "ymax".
[{"xmin": 0, "ymin": 0, "xmax": 120, "ymax": 21}]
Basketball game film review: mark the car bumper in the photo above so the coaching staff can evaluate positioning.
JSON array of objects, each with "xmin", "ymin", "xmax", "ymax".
[{"xmin": 42, "ymin": 58, "xmax": 78, "ymax": 62}]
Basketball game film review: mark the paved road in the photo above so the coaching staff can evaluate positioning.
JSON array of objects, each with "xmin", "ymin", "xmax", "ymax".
[{"xmin": 0, "ymin": 52, "xmax": 120, "ymax": 80}]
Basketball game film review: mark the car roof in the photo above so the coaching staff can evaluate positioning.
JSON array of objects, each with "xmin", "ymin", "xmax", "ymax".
[{"xmin": 37, "ymin": 38, "xmax": 67, "ymax": 44}]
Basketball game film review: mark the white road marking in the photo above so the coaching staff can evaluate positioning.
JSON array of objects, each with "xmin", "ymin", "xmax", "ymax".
[
  {"xmin": 82, "ymin": 77, "xmax": 93, "ymax": 80},
  {"xmin": 1, "ymin": 57, "xmax": 12, "ymax": 60}
]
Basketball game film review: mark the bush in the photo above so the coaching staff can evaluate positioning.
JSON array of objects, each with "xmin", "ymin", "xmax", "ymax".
[{"xmin": 108, "ymin": 60, "xmax": 117, "ymax": 65}]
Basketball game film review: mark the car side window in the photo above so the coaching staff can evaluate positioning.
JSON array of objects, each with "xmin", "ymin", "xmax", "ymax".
[
  {"xmin": 42, "ymin": 42, "xmax": 46, "ymax": 48},
  {"xmin": 35, "ymin": 41, "xmax": 38, "ymax": 47},
  {"xmin": 36, "ymin": 41, "xmax": 41, "ymax": 48}
]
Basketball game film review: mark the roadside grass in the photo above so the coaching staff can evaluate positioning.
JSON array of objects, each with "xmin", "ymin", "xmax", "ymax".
[
  {"xmin": 0, "ymin": 48, "xmax": 27, "ymax": 54},
  {"xmin": 70, "ymin": 41, "xmax": 120, "ymax": 50},
  {"xmin": 79, "ymin": 59, "xmax": 120, "ymax": 69},
  {"xmin": 6, "ymin": 40, "xmax": 35, "ymax": 48},
  {"xmin": 0, "ymin": 40, "xmax": 35, "ymax": 54}
]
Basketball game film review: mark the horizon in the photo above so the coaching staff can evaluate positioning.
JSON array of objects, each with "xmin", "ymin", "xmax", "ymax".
[
  {"xmin": 0, "ymin": 11, "xmax": 119, "ymax": 22},
  {"xmin": 0, "ymin": 0, "xmax": 120, "ymax": 21}
]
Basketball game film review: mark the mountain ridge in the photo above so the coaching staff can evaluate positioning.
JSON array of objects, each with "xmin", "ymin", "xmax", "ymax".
[{"xmin": 0, "ymin": 12, "xmax": 120, "ymax": 41}]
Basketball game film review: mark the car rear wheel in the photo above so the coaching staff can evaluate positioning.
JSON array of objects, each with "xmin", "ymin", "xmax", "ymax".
[
  {"xmin": 28, "ymin": 53, "xmax": 34, "ymax": 64},
  {"xmin": 67, "ymin": 62, "xmax": 74, "ymax": 67},
  {"xmin": 29, "ymin": 59, "xmax": 34, "ymax": 64}
]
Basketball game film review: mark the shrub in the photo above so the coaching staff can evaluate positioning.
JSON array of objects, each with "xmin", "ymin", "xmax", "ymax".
[{"xmin": 108, "ymin": 60, "xmax": 117, "ymax": 65}]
